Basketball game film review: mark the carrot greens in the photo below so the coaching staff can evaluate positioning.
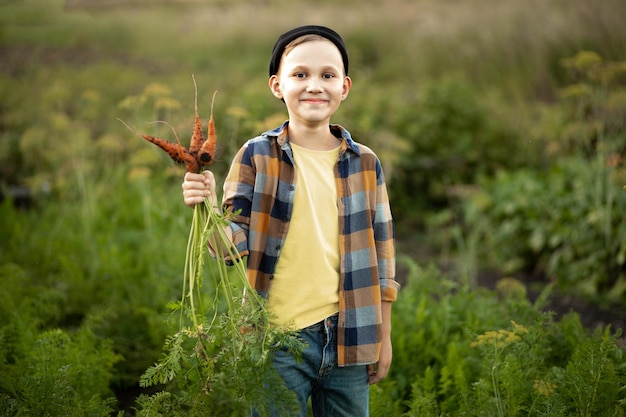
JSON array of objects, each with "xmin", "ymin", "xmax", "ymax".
[
  {"xmin": 124, "ymin": 78, "xmax": 303, "ymax": 416},
  {"xmin": 140, "ymin": 201, "xmax": 302, "ymax": 416}
]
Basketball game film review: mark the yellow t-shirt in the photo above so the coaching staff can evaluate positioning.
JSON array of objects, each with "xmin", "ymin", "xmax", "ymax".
[{"xmin": 267, "ymin": 141, "xmax": 341, "ymax": 329}]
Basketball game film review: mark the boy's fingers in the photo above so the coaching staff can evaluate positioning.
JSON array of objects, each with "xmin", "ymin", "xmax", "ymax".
[
  {"xmin": 368, "ymin": 362, "xmax": 390, "ymax": 385},
  {"xmin": 367, "ymin": 364, "xmax": 378, "ymax": 384},
  {"xmin": 202, "ymin": 170, "xmax": 217, "ymax": 189},
  {"xmin": 183, "ymin": 191, "xmax": 208, "ymax": 207},
  {"xmin": 182, "ymin": 176, "xmax": 211, "ymax": 191},
  {"xmin": 182, "ymin": 181, "xmax": 204, "ymax": 191},
  {"xmin": 184, "ymin": 172, "xmax": 205, "ymax": 181}
]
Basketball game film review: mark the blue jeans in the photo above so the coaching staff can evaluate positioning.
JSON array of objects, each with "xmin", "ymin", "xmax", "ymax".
[{"xmin": 253, "ymin": 314, "xmax": 370, "ymax": 417}]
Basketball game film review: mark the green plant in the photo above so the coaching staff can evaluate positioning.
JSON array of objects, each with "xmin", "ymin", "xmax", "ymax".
[
  {"xmin": 0, "ymin": 326, "xmax": 120, "ymax": 417},
  {"xmin": 388, "ymin": 257, "xmax": 546, "ymax": 415},
  {"xmin": 461, "ymin": 156, "xmax": 626, "ymax": 302},
  {"xmin": 403, "ymin": 374, "xmax": 442, "ymax": 417},
  {"xmin": 382, "ymin": 257, "xmax": 626, "ymax": 417},
  {"xmin": 137, "ymin": 198, "xmax": 304, "ymax": 416},
  {"xmin": 369, "ymin": 383, "xmax": 403, "ymax": 417},
  {"xmin": 456, "ymin": 51, "xmax": 626, "ymax": 298},
  {"xmin": 389, "ymin": 75, "xmax": 540, "ymax": 221},
  {"xmin": 2, "ymin": 1, "xmax": 626, "ymax": 414},
  {"xmin": 466, "ymin": 319, "xmax": 626, "ymax": 417},
  {"xmin": 552, "ymin": 327, "xmax": 625, "ymax": 417},
  {"xmin": 467, "ymin": 319, "xmax": 551, "ymax": 417}
]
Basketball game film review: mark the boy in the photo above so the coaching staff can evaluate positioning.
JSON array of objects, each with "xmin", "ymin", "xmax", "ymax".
[{"xmin": 182, "ymin": 25, "xmax": 399, "ymax": 417}]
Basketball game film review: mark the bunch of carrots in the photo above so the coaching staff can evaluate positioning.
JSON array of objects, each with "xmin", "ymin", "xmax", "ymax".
[
  {"xmin": 120, "ymin": 75, "xmax": 218, "ymax": 175},
  {"xmin": 123, "ymin": 76, "xmax": 302, "ymax": 415}
]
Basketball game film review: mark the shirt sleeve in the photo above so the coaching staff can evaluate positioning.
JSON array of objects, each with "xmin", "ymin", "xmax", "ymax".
[
  {"xmin": 373, "ymin": 158, "xmax": 400, "ymax": 302},
  {"xmin": 220, "ymin": 142, "xmax": 255, "ymax": 261}
]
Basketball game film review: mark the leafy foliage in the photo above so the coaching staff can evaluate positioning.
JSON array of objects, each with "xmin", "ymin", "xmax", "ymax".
[
  {"xmin": 390, "ymin": 75, "xmax": 539, "ymax": 217},
  {"xmin": 137, "ymin": 202, "xmax": 304, "ymax": 417},
  {"xmin": 0, "ymin": 324, "xmax": 120, "ymax": 417},
  {"xmin": 452, "ymin": 51, "xmax": 626, "ymax": 302},
  {"xmin": 376, "ymin": 258, "xmax": 626, "ymax": 417},
  {"xmin": 461, "ymin": 158, "xmax": 626, "ymax": 301},
  {"xmin": 1, "ymin": 0, "xmax": 625, "ymax": 415},
  {"xmin": 554, "ymin": 328, "xmax": 625, "ymax": 417}
]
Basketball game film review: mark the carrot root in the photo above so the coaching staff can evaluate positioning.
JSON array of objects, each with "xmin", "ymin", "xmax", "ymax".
[
  {"xmin": 199, "ymin": 90, "xmax": 218, "ymax": 166},
  {"xmin": 141, "ymin": 135, "xmax": 200, "ymax": 173},
  {"xmin": 188, "ymin": 74, "xmax": 205, "ymax": 158},
  {"xmin": 119, "ymin": 77, "xmax": 217, "ymax": 174}
]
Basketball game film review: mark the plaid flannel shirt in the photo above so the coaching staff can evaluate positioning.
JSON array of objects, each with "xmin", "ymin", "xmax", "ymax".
[{"xmin": 222, "ymin": 121, "xmax": 399, "ymax": 366}]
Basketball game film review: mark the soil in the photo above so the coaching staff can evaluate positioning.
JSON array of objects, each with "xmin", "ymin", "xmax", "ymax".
[{"xmin": 476, "ymin": 269, "xmax": 626, "ymax": 346}]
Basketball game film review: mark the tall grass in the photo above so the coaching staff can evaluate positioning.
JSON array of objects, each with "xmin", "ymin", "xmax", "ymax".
[{"xmin": 1, "ymin": 0, "xmax": 625, "ymax": 414}]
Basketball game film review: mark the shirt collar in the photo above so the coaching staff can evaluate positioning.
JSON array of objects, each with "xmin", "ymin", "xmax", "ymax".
[{"xmin": 262, "ymin": 121, "xmax": 361, "ymax": 156}]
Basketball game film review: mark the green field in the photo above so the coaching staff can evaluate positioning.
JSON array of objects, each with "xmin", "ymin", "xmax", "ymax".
[{"xmin": 1, "ymin": 0, "xmax": 626, "ymax": 415}]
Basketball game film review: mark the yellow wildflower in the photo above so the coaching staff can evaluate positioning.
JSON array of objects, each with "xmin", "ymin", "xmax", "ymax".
[
  {"xmin": 471, "ymin": 329, "xmax": 520, "ymax": 349},
  {"xmin": 511, "ymin": 320, "xmax": 529, "ymax": 335},
  {"xmin": 533, "ymin": 379, "xmax": 557, "ymax": 397}
]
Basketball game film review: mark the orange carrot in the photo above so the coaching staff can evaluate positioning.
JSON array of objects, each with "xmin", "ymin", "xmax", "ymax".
[
  {"xmin": 141, "ymin": 134, "xmax": 200, "ymax": 173},
  {"xmin": 199, "ymin": 90, "xmax": 218, "ymax": 166},
  {"xmin": 118, "ymin": 76, "xmax": 217, "ymax": 174},
  {"xmin": 188, "ymin": 75, "xmax": 205, "ymax": 159}
]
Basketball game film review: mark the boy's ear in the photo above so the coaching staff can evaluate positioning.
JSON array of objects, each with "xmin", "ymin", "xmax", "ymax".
[
  {"xmin": 269, "ymin": 75, "xmax": 283, "ymax": 99},
  {"xmin": 341, "ymin": 75, "xmax": 352, "ymax": 100}
]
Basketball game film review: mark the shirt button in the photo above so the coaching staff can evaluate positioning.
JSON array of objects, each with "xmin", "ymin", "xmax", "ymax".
[{"xmin": 275, "ymin": 245, "xmax": 281, "ymax": 251}]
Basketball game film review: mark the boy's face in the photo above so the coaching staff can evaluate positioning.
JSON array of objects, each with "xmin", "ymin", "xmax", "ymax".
[{"xmin": 269, "ymin": 39, "xmax": 351, "ymax": 127}]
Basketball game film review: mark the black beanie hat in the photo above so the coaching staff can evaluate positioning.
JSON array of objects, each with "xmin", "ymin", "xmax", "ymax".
[{"xmin": 269, "ymin": 25, "xmax": 349, "ymax": 77}]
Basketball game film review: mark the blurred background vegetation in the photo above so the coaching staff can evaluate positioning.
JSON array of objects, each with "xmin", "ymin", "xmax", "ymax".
[{"xmin": 1, "ymin": 0, "xmax": 625, "ymax": 415}]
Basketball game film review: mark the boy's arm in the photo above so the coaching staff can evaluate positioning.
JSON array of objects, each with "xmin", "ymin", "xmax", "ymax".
[
  {"xmin": 368, "ymin": 157, "xmax": 398, "ymax": 384},
  {"xmin": 368, "ymin": 301, "xmax": 392, "ymax": 385}
]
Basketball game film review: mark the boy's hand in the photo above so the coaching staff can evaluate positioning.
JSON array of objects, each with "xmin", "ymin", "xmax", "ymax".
[
  {"xmin": 368, "ymin": 335, "xmax": 392, "ymax": 384},
  {"xmin": 182, "ymin": 171, "xmax": 218, "ymax": 208},
  {"xmin": 369, "ymin": 301, "xmax": 393, "ymax": 384}
]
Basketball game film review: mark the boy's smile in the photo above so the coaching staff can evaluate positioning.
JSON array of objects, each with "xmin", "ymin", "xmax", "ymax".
[
  {"xmin": 269, "ymin": 39, "xmax": 351, "ymax": 129},
  {"xmin": 302, "ymin": 98, "xmax": 327, "ymax": 104}
]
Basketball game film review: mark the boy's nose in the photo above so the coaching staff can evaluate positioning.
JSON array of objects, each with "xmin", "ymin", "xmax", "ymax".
[{"xmin": 306, "ymin": 79, "xmax": 323, "ymax": 93}]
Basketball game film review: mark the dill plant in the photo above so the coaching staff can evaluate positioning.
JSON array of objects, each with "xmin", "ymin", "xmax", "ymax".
[
  {"xmin": 139, "ymin": 201, "xmax": 303, "ymax": 416},
  {"xmin": 470, "ymin": 323, "xmax": 528, "ymax": 417},
  {"xmin": 466, "ymin": 316, "xmax": 626, "ymax": 417},
  {"xmin": 551, "ymin": 327, "xmax": 625, "ymax": 417}
]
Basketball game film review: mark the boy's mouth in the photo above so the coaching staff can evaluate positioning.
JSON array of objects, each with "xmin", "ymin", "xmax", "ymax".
[{"xmin": 302, "ymin": 98, "xmax": 327, "ymax": 104}]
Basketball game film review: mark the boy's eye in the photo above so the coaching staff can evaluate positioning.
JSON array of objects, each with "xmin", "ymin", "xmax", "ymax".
[
  {"xmin": 323, "ymin": 73, "xmax": 334, "ymax": 79},
  {"xmin": 294, "ymin": 72, "xmax": 306, "ymax": 78}
]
